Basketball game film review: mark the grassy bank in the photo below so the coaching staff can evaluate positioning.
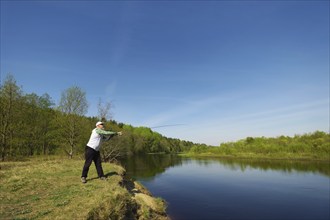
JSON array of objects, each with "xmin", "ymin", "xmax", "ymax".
[
  {"xmin": 0, "ymin": 157, "xmax": 168, "ymax": 220},
  {"xmin": 185, "ymin": 131, "xmax": 330, "ymax": 161},
  {"xmin": 182, "ymin": 148, "xmax": 330, "ymax": 161},
  {"xmin": 180, "ymin": 150, "xmax": 330, "ymax": 161},
  {"xmin": 181, "ymin": 151, "xmax": 330, "ymax": 161}
]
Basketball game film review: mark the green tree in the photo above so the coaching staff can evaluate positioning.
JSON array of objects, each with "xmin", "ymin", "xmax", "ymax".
[
  {"xmin": 22, "ymin": 93, "xmax": 42, "ymax": 155},
  {"xmin": 38, "ymin": 93, "xmax": 56, "ymax": 155},
  {"xmin": 0, "ymin": 74, "xmax": 23, "ymax": 160},
  {"xmin": 21, "ymin": 93, "xmax": 55, "ymax": 155}
]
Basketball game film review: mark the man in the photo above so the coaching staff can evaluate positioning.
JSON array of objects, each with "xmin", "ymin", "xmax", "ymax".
[{"xmin": 81, "ymin": 121, "xmax": 122, "ymax": 183}]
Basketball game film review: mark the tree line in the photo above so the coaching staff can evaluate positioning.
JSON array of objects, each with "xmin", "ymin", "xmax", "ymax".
[
  {"xmin": 0, "ymin": 74, "xmax": 198, "ymax": 161},
  {"xmin": 1, "ymin": 73, "xmax": 328, "ymax": 161},
  {"xmin": 187, "ymin": 131, "xmax": 330, "ymax": 160}
]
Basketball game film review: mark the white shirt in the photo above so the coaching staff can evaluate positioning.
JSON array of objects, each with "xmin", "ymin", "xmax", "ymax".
[{"xmin": 86, "ymin": 128, "xmax": 117, "ymax": 151}]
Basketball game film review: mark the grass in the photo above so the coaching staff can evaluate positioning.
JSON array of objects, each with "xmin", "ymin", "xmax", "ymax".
[
  {"xmin": 131, "ymin": 182, "xmax": 167, "ymax": 219},
  {"xmin": 182, "ymin": 151, "xmax": 330, "ymax": 161},
  {"xmin": 0, "ymin": 156, "xmax": 168, "ymax": 220}
]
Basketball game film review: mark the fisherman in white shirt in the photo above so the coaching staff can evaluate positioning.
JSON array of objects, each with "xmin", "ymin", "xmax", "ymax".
[{"xmin": 81, "ymin": 121, "xmax": 122, "ymax": 183}]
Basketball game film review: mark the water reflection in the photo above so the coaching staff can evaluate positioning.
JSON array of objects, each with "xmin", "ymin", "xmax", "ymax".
[
  {"xmin": 191, "ymin": 157, "xmax": 330, "ymax": 177},
  {"xmin": 120, "ymin": 154, "xmax": 330, "ymax": 179},
  {"xmin": 119, "ymin": 154, "xmax": 330, "ymax": 220},
  {"xmin": 120, "ymin": 154, "xmax": 184, "ymax": 180}
]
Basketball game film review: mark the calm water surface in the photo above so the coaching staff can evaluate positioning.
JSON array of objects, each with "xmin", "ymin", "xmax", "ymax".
[{"xmin": 120, "ymin": 155, "xmax": 330, "ymax": 220}]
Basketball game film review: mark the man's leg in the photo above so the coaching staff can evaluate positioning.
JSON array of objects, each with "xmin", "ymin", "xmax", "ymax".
[
  {"xmin": 94, "ymin": 151, "xmax": 105, "ymax": 178},
  {"xmin": 81, "ymin": 146, "xmax": 95, "ymax": 178}
]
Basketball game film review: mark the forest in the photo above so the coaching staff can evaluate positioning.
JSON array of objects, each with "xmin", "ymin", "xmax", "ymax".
[
  {"xmin": 0, "ymin": 74, "xmax": 197, "ymax": 161},
  {"xmin": 1, "ymin": 73, "xmax": 329, "ymax": 161}
]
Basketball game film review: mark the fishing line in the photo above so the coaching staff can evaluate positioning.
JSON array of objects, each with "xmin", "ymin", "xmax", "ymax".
[{"xmin": 150, "ymin": 124, "xmax": 187, "ymax": 129}]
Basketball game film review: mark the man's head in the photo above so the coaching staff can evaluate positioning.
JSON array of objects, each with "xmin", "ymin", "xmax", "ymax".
[{"xmin": 96, "ymin": 121, "xmax": 104, "ymax": 128}]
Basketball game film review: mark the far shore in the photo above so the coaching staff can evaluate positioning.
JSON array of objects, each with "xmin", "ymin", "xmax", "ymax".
[{"xmin": 179, "ymin": 152, "xmax": 330, "ymax": 162}]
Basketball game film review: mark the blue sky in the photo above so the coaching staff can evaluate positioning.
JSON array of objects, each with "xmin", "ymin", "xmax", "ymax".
[{"xmin": 1, "ymin": 0, "xmax": 329, "ymax": 145}]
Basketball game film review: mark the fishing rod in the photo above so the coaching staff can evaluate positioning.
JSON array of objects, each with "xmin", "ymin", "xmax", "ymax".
[{"xmin": 150, "ymin": 124, "xmax": 186, "ymax": 129}]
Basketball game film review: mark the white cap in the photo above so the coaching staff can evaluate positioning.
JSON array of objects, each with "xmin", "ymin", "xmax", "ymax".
[{"xmin": 96, "ymin": 121, "xmax": 104, "ymax": 126}]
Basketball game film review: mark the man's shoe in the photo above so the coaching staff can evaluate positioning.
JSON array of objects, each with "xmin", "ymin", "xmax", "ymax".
[
  {"xmin": 100, "ymin": 176, "xmax": 107, "ymax": 181},
  {"xmin": 81, "ymin": 177, "xmax": 87, "ymax": 184}
]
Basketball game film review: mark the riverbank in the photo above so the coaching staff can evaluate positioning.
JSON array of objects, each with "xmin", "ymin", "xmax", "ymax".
[
  {"xmin": 180, "ymin": 152, "xmax": 330, "ymax": 161},
  {"xmin": 184, "ymin": 131, "xmax": 330, "ymax": 161},
  {"xmin": 0, "ymin": 157, "xmax": 169, "ymax": 219}
]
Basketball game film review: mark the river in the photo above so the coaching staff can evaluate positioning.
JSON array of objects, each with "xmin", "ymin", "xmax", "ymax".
[{"xmin": 119, "ymin": 154, "xmax": 330, "ymax": 220}]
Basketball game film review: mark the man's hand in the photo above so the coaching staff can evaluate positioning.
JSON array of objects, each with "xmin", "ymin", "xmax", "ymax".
[{"xmin": 117, "ymin": 131, "xmax": 123, "ymax": 136}]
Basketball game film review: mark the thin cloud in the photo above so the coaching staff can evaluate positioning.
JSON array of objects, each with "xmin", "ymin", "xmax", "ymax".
[
  {"xmin": 150, "ymin": 98, "xmax": 329, "ymax": 145},
  {"xmin": 141, "ymin": 93, "xmax": 240, "ymax": 127},
  {"xmin": 105, "ymin": 81, "xmax": 117, "ymax": 98}
]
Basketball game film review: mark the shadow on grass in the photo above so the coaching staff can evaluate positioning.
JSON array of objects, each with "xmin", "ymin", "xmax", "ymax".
[
  {"xmin": 87, "ymin": 171, "xmax": 119, "ymax": 181},
  {"xmin": 105, "ymin": 171, "xmax": 119, "ymax": 178}
]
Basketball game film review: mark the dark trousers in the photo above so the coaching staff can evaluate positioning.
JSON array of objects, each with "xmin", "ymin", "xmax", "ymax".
[{"xmin": 81, "ymin": 146, "xmax": 104, "ymax": 178}]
